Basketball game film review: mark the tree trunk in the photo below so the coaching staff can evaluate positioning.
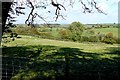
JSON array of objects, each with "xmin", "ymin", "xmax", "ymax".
[{"xmin": 2, "ymin": 2, "xmax": 12, "ymax": 35}]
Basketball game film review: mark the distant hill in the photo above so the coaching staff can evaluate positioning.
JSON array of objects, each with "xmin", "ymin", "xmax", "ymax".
[
  {"xmin": 85, "ymin": 23, "xmax": 118, "ymax": 28},
  {"xmin": 15, "ymin": 23, "xmax": 118, "ymax": 28}
]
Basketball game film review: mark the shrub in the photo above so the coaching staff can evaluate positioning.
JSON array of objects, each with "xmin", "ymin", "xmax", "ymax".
[
  {"xmin": 14, "ymin": 27, "xmax": 40, "ymax": 35},
  {"xmin": 81, "ymin": 35, "xmax": 99, "ymax": 42},
  {"xmin": 28, "ymin": 27, "xmax": 40, "ymax": 35},
  {"xmin": 59, "ymin": 29, "xmax": 69, "ymax": 39},
  {"xmin": 117, "ymin": 38, "xmax": 120, "ymax": 44},
  {"xmin": 102, "ymin": 32, "xmax": 116, "ymax": 44},
  {"xmin": 88, "ymin": 30, "xmax": 95, "ymax": 35},
  {"xmin": 105, "ymin": 32, "xmax": 113, "ymax": 38},
  {"xmin": 81, "ymin": 36, "xmax": 89, "ymax": 42},
  {"xmin": 88, "ymin": 36, "xmax": 99, "ymax": 42},
  {"xmin": 112, "ymin": 36, "xmax": 120, "ymax": 44},
  {"xmin": 39, "ymin": 32, "xmax": 52, "ymax": 38}
]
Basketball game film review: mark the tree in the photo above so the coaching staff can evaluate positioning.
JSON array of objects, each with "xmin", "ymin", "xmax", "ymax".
[
  {"xmin": 68, "ymin": 22, "xmax": 85, "ymax": 41},
  {"xmin": 2, "ymin": 2, "xmax": 13, "ymax": 34},
  {"xmin": 1, "ymin": 0, "xmax": 106, "ymax": 35},
  {"xmin": 103, "ymin": 32, "xmax": 116, "ymax": 44}
]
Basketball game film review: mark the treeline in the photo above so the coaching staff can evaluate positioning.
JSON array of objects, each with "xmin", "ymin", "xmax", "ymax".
[
  {"xmin": 11, "ymin": 22, "xmax": 120, "ymax": 44},
  {"xmin": 86, "ymin": 23, "xmax": 118, "ymax": 29}
]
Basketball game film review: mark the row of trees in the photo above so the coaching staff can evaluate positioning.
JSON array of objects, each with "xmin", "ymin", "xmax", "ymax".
[
  {"xmin": 11, "ymin": 21, "xmax": 119, "ymax": 44},
  {"xmin": 59, "ymin": 22, "xmax": 119, "ymax": 44}
]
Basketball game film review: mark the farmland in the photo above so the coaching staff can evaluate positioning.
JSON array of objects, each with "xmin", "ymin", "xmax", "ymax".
[{"xmin": 94, "ymin": 28, "xmax": 118, "ymax": 37}]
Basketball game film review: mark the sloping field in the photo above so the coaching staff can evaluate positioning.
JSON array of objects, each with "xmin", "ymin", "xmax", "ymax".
[{"xmin": 2, "ymin": 35, "xmax": 118, "ymax": 53}]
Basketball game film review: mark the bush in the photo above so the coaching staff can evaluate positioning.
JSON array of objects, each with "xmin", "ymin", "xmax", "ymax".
[
  {"xmin": 81, "ymin": 36, "xmax": 89, "ymax": 42},
  {"xmin": 59, "ymin": 29, "xmax": 69, "ymax": 39},
  {"xmin": 39, "ymin": 32, "xmax": 52, "ymax": 38},
  {"xmin": 102, "ymin": 32, "xmax": 116, "ymax": 44},
  {"xmin": 88, "ymin": 30, "xmax": 95, "ymax": 35},
  {"xmin": 28, "ymin": 27, "xmax": 40, "ymax": 35},
  {"xmin": 88, "ymin": 36, "xmax": 99, "ymax": 42},
  {"xmin": 117, "ymin": 38, "xmax": 120, "ymax": 44},
  {"xmin": 13, "ymin": 27, "xmax": 40, "ymax": 35},
  {"xmin": 105, "ymin": 32, "xmax": 113, "ymax": 38}
]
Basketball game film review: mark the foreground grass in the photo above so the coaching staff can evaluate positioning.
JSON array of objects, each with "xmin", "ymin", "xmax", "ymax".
[{"xmin": 2, "ymin": 35, "xmax": 120, "ymax": 80}]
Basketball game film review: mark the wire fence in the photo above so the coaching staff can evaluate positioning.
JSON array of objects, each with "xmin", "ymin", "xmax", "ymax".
[
  {"xmin": 2, "ymin": 56, "xmax": 30, "ymax": 80},
  {"xmin": 2, "ymin": 56, "xmax": 67, "ymax": 80}
]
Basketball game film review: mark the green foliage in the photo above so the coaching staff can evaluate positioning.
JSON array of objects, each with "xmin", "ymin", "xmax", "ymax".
[
  {"xmin": 117, "ymin": 38, "xmax": 120, "ymax": 44},
  {"xmin": 10, "ymin": 24, "xmax": 119, "ymax": 44},
  {"xmin": 88, "ymin": 36, "xmax": 99, "ymax": 42},
  {"xmin": 38, "ymin": 27, "xmax": 50, "ymax": 32},
  {"xmin": 88, "ymin": 30, "xmax": 95, "ymax": 35},
  {"xmin": 105, "ymin": 32, "xmax": 114, "ymax": 38},
  {"xmin": 81, "ymin": 36, "xmax": 99, "ymax": 42},
  {"xmin": 28, "ymin": 27, "xmax": 40, "ymax": 35},
  {"xmin": 81, "ymin": 36, "xmax": 89, "ymax": 42},
  {"xmin": 13, "ymin": 27, "xmax": 40, "ymax": 35},
  {"xmin": 103, "ymin": 32, "xmax": 116, "ymax": 44},
  {"xmin": 13, "ymin": 27, "xmax": 53, "ymax": 38},
  {"xmin": 39, "ymin": 32, "xmax": 52, "ymax": 38},
  {"xmin": 59, "ymin": 29, "xmax": 69, "ymax": 39},
  {"xmin": 68, "ymin": 22, "xmax": 85, "ymax": 41},
  {"xmin": 94, "ymin": 28, "xmax": 118, "ymax": 37}
]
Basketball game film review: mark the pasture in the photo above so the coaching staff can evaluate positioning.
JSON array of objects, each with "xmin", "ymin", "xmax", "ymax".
[
  {"xmin": 2, "ymin": 35, "xmax": 120, "ymax": 80},
  {"xmin": 93, "ymin": 28, "xmax": 118, "ymax": 37},
  {"xmin": 2, "ymin": 35, "xmax": 119, "ymax": 53}
]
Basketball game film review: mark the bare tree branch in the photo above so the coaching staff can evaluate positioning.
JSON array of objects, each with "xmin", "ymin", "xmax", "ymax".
[
  {"xmin": 25, "ymin": 0, "xmax": 34, "ymax": 25},
  {"xmin": 91, "ymin": 0, "xmax": 107, "ymax": 15},
  {"xmin": 80, "ymin": 0, "xmax": 107, "ymax": 14},
  {"xmin": 51, "ymin": 0, "xmax": 66, "ymax": 21},
  {"xmin": 25, "ymin": 0, "xmax": 50, "ymax": 27},
  {"xmin": 23, "ymin": 0, "xmax": 107, "ymax": 25}
]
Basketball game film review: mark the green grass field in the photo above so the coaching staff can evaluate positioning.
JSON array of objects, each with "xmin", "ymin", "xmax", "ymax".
[
  {"xmin": 2, "ymin": 35, "xmax": 120, "ymax": 80},
  {"xmin": 2, "ymin": 35, "xmax": 118, "ymax": 53},
  {"xmin": 82, "ymin": 28, "xmax": 118, "ymax": 37},
  {"xmin": 2, "ymin": 35, "xmax": 120, "ymax": 61},
  {"xmin": 94, "ymin": 28, "xmax": 118, "ymax": 37}
]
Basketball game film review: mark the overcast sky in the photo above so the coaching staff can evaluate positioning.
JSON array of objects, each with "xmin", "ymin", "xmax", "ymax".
[{"xmin": 13, "ymin": 0, "xmax": 119, "ymax": 24}]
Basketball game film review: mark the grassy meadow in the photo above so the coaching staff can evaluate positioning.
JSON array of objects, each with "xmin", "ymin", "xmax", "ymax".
[{"xmin": 2, "ymin": 35, "xmax": 119, "ymax": 53}]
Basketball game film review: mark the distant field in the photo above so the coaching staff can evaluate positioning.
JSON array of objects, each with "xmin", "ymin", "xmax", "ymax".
[
  {"xmin": 93, "ymin": 28, "xmax": 118, "ymax": 37},
  {"xmin": 82, "ymin": 28, "xmax": 119, "ymax": 37},
  {"xmin": 12, "ymin": 25, "xmax": 119, "ymax": 38},
  {"xmin": 41, "ymin": 27, "xmax": 119, "ymax": 38}
]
